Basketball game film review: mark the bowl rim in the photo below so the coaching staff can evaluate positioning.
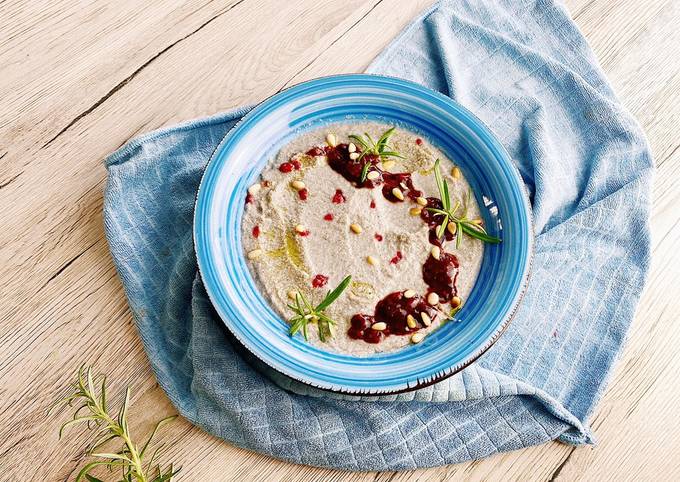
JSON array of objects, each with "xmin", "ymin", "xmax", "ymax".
[{"xmin": 193, "ymin": 73, "xmax": 534, "ymax": 394}]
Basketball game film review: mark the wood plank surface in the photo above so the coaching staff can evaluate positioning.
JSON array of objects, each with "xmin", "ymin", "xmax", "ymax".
[{"xmin": 0, "ymin": 0, "xmax": 678, "ymax": 480}]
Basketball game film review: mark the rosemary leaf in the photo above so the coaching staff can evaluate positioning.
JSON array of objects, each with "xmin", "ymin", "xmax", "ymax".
[
  {"xmin": 433, "ymin": 159, "xmax": 449, "ymax": 211},
  {"xmin": 316, "ymin": 275, "xmax": 352, "ymax": 311},
  {"xmin": 348, "ymin": 134, "xmax": 369, "ymax": 150},
  {"xmin": 436, "ymin": 217, "xmax": 449, "ymax": 239},
  {"xmin": 377, "ymin": 150, "xmax": 405, "ymax": 159},
  {"xmin": 359, "ymin": 162, "xmax": 371, "ymax": 183},
  {"xmin": 460, "ymin": 223, "xmax": 501, "ymax": 243},
  {"xmin": 376, "ymin": 127, "xmax": 395, "ymax": 151}
]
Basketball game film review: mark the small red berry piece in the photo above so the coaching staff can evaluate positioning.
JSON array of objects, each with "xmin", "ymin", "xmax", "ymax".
[
  {"xmin": 312, "ymin": 274, "xmax": 329, "ymax": 288},
  {"xmin": 279, "ymin": 162, "xmax": 294, "ymax": 173},
  {"xmin": 252, "ymin": 225, "xmax": 260, "ymax": 238},
  {"xmin": 291, "ymin": 159, "xmax": 302, "ymax": 170},
  {"xmin": 323, "ymin": 213, "xmax": 334, "ymax": 221},
  {"xmin": 299, "ymin": 230, "xmax": 310, "ymax": 237},
  {"xmin": 374, "ymin": 233, "xmax": 383, "ymax": 242},
  {"xmin": 416, "ymin": 138, "xmax": 423, "ymax": 146},
  {"xmin": 298, "ymin": 188, "xmax": 308, "ymax": 200},
  {"xmin": 306, "ymin": 146, "xmax": 326, "ymax": 156},
  {"xmin": 245, "ymin": 193, "xmax": 253, "ymax": 204},
  {"xmin": 261, "ymin": 180, "xmax": 271, "ymax": 187},
  {"xmin": 370, "ymin": 200, "xmax": 376, "ymax": 209},
  {"xmin": 390, "ymin": 251, "xmax": 403, "ymax": 265},
  {"xmin": 332, "ymin": 189, "xmax": 346, "ymax": 204}
]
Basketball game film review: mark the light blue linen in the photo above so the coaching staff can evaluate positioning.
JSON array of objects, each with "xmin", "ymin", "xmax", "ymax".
[{"xmin": 104, "ymin": 0, "xmax": 653, "ymax": 470}]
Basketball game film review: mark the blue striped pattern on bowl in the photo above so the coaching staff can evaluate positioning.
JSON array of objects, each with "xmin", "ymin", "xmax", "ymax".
[{"xmin": 194, "ymin": 74, "xmax": 532, "ymax": 394}]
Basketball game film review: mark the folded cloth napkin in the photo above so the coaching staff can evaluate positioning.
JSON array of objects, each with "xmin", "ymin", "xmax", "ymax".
[{"xmin": 104, "ymin": 0, "xmax": 653, "ymax": 470}]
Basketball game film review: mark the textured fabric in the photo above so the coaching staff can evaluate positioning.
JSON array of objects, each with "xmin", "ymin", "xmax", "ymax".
[{"xmin": 103, "ymin": 0, "xmax": 653, "ymax": 470}]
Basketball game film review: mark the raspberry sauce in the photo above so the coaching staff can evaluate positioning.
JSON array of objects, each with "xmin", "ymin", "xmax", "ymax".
[
  {"xmin": 420, "ymin": 197, "xmax": 454, "ymax": 246},
  {"xmin": 348, "ymin": 291, "xmax": 437, "ymax": 343},
  {"xmin": 381, "ymin": 172, "xmax": 422, "ymax": 203},
  {"xmin": 390, "ymin": 251, "xmax": 403, "ymax": 265},
  {"xmin": 326, "ymin": 144, "xmax": 381, "ymax": 187},
  {"xmin": 325, "ymin": 144, "xmax": 422, "ymax": 202},
  {"xmin": 279, "ymin": 162, "xmax": 294, "ymax": 173},
  {"xmin": 332, "ymin": 189, "xmax": 346, "ymax": 204},
  {"xmin": 422, "ymin": 251, "xmax": 459, "ymax": 301},
  {"xmin": 312, "ymin": 274, "xmax": 328, "ymax": 288},
  {"xmin": 306, "ymin": 146, "xmax": 326, "ymax": 156}
]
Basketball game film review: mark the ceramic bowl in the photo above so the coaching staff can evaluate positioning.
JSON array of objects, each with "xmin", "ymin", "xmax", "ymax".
[{"xmin": 194, "ymin": 74, "xmax": 532, "ymax": 394}]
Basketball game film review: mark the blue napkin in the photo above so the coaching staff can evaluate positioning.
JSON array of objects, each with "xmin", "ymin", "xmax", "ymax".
[{"xmin": 104, "ymin": 0, "xmax": 653, "ymax": 470}]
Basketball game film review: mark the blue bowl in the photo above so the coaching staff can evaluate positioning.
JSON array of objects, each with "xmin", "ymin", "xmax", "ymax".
[{"xmin": 194, "ymin": 74, "xmax": 532, "ymax": 394}]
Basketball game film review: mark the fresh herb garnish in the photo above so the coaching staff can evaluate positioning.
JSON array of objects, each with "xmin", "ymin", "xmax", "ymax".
[
  {"xmin": 50, "ymin": 365, "xmax": 179, "ymax": 482},
  {"xmin": 449, "ymin": 304, "xmax": 462, "ymax": 319},
  {"xmin": 359, "ymin": 161, "xmax": 371, "ymax": 183},
  {"xmin": 287, "ymin": 275, "xmax": 352, "ymax": 342},
  {"xmin": 349, "ymin": 127, "xmax": 405, "ymax": 164},
  {"xmin": 427, "ymin": 159, "xmax": 502, "ymax": 248}
]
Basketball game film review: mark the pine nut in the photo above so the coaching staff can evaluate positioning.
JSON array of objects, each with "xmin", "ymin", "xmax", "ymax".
[
  {"xmin": 421, "ymin": 312, "xmax": 432, "ymax": 326},
  {"xmin": 447, "ymin": 221, "xmax": 457, "ymax": 235},
  {"xmin": 416, "ymin": 196, "xmax": 427, "ymax": 206},
  {"xmin": 290, "ymin": 180, "xmax": 306, "ymax": 191},
  {"xmin": 427, "ymin": 292, "xmax": 439, "ymax": 305},
  {"xmin": 451, "ymin": 166, "xmax": 461, "ymax": 179},
  {"xmin": 382, "ymin": 160, "xmax": 395, "ymax": 170},
  {"xmin": 392, "ymin": 187, "xmax": 404, "ymax": 201},
  {"xmin": 295, "ymin": 224, "xmax": 306, "ymax": 233},
  {"xmin": 372, "ymin": 322, "xmax": 387, "ymax": 331},
  {"xmin": 471, "ymin": 218, "xmax": 483, "ymax": 225},
  {"xmin": 248, "ymin": 183, "xmax": 261, "ymax": 195},
  {"xmin": 403, "ymin": 289, "xmax": 416, "ymax": 299},
  {"xmin": 409, "ymin": 207, "xmax": 422, "ymax": 216},
  {"xmin": 399, "ymin": 182, "xmax": 408, "ymax": 190},
  {"xmin": 366, "ymin": 171, "xmax": 380, "ymax": 181},
  {"xmin": 247, "ymin": 249, "xmax": 264, "ymax": 260},
  {"xmin": 326, "ymin": 133, "xmax": 337, "ymax": 147},
  {"xmin": 350, "ymin": 223, "xmax": 363, "ymax": 234},
  {"xmin": 410, "ymin": 332, "xmax": 425, "ymax": 344},
  {"xmin": 406, "ymin": 314, "xmax": 417, "ymax": 329},
  {"xmin": 348, "ymin": 142, "xmax": 357, "ymax": 153},
  {"xmin": 349, "ymin": 152, "xmax": 360, "ymax": 160},
  {"xmin": 287, "ymin": 290, "xmax": 297, "ymax": 300},
  {"xmin": 451, "ymin": 296, "xmax": 462, "ymax": 308},
  {"xmin": 431, "ymin": 246, "xmax": 441, "ymax": 260},
  {"xmin": 366, "ymin": 255, "xmax": 377, "ymax": 266}
]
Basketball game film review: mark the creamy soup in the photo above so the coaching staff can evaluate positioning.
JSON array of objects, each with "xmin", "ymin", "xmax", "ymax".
[{"xmin": 241, "ymin": 122, "xmax": 490, "ymax": 355}]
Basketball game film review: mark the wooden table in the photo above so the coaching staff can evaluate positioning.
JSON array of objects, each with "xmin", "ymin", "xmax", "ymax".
[{"xmin": 1, "ymin": 1, "xmax": 678, "ymax": 480}]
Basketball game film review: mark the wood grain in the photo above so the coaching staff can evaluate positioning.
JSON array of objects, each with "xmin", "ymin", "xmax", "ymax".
[{"xmin": 0, "ymin": 0, "xmax": 678, "ymax": 480}]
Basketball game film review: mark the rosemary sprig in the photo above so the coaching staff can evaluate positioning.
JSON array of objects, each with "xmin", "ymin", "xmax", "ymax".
[
  {"xmin": 50, "ymin": 365, "xmax": 179, "ymax": 482},
  {"xmin": 287, "ymin": 275, "xmax": 352, "ymax": 342},
  {"xmin": 349, "ymin": 127, "xmax": 405, "ymax": 165},
  {"xmin": 426, "ymin": 159, "xmax": 502, "ymax": 248}
]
